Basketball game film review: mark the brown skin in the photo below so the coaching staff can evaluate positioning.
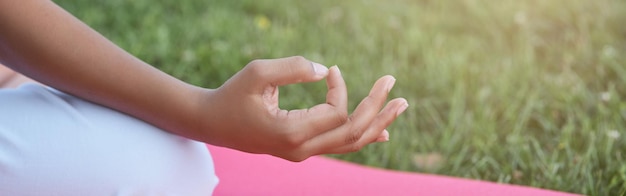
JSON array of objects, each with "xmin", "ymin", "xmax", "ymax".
[
  {"xmin": 0, "ymin": 0, "xmax": 408, "ymax": 162},
  {"xmin": 0, "ymin": 65, "xmax": 40, "ymax": 88}
]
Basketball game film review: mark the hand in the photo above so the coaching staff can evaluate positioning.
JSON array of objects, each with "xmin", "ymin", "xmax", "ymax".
[{"xmin": 199, "ymin": 56, "xmax": 408, "ymax": 161}]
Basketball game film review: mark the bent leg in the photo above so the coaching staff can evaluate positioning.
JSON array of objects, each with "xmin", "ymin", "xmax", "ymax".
[{"xmin": 0, "ymin": 84, "xmax": 218, "ymax": 195}]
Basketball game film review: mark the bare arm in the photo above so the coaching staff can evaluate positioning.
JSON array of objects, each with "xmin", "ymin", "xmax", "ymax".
[
  {"xmin": 0, "ymin": 0, "xmax": 408, "ymax": 161},
  {"xmin": 0, "ymin": 0, "xmax": 202, "ymax": 138}
]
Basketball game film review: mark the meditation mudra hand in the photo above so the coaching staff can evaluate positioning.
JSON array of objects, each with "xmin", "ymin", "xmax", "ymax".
[
  {"xmin": 0, "ymin": 0, "xmax": 408, "ymax": 162},
  {"xmin": 201, "ymin": 56, "xmax": 409, "ymax": 161},
  {"xmin": 0, "ymin": 1, "xmax": 408, "ymax": 194}
]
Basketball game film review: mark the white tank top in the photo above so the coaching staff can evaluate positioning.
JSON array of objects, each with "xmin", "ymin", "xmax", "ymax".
[{"xmin": 0, "ymin": 84, "xmax": 218, "ymax": 195}]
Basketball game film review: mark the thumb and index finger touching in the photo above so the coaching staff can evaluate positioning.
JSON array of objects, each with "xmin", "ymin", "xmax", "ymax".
[
  {"xmin": 252, "ymin": 56, "xmax": 402, "ymax": 142},
  {"xmin": 252, "ymin": 56, "xmax": 349, "ymax": 136}
]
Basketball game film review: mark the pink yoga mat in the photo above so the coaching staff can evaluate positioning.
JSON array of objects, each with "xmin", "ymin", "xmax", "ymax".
[{"xmin": 208, "ymin": 146, "xmax": 578, "ymax": 196}]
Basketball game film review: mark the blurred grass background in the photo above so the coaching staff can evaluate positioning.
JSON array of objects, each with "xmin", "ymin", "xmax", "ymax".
[{"xmin": 55, "ymin": 0, "xmax": 626, "ymax": 195}]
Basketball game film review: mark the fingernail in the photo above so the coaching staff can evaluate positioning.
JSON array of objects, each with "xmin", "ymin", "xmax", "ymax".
[
  {"xmin": 332, "ymin": 65, "xmax": 341, "ymax": 75},
  {"xmin": 376, "ymin": 130, "xmax": 390, "ymax": 142},
  {"xmin": 386, "ymin": 77, "xmax": 396, "ymax": 93},
  {"xmin": 312, "ymin": 62, "xmax": 328, "ymax": 77},
  {"xmin": 396, "ymin": 102, "xmax": 408, "ymax": 116}
]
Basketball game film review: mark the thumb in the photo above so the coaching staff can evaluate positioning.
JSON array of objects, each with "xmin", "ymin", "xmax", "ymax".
[{"xmin": 248, "ymin": 56, "xmax": 329, "ymax": 86}]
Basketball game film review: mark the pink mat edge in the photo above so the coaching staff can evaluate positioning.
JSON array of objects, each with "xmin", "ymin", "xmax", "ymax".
[{"xmin": 208, "ymin": 145, "xmax": 580, "ymax": 196}]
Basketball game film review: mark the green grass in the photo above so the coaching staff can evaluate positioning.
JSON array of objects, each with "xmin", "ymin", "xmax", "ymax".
[{"xmin": 56, "ymin": 0, "xmax": 626, "ymax": 195}]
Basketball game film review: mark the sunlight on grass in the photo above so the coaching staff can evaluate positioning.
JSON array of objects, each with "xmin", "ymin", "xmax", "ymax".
[{"xmin": 56, "ymin": 0, "xmax": 626, "ymax": 195}]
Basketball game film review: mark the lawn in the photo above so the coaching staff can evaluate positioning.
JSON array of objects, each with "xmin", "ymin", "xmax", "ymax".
[{"xmin": 56, "ymin": 0, "xmax": 626, "ymax": 195}]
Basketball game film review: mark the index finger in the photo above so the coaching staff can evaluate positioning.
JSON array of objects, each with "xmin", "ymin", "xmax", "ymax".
[{"xmin": 284, "ymin": 66, "xmax": 348, "ymax": 140}]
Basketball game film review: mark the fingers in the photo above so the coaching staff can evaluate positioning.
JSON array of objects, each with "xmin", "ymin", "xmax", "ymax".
[
  {"xmin": 329, "ymin": 98, "xmax": 408, "ymax": 153},
  {"xmin": 240, "ymin": 56, "xmax": 349, "ymax": 146},
  {"xmin": 375, "ymin": 130, "xmax": 390, "ymax": 142},
  {"xmin": 344, "ymin": 75, "xmax": 396, "ymax": 143},
  {"xmin": 245, "ymin": 56, "xmax": 329, "ymax": 87},
  {"xmin": 240, "ymin": 56, "xmax": 409, "ymax": 159},
  {"xmin": 305, "ymin": 66, "xmax": 348, "ymax": 130},
  {"xmin": 324, "ymin": 66, "xmax": 348, "ymax": 111},
  {"xmin": 302, "ymin": 76, "xmax": 407, "ymax": 154},
  {"xmin": 284, "ymin": 66, "xmax": 348, "ymax": 141}
]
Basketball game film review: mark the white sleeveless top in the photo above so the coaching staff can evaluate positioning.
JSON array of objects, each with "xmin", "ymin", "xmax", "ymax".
[{"xmin": 0, "ymin": 84, "xmax": 218, "ymax": 195}]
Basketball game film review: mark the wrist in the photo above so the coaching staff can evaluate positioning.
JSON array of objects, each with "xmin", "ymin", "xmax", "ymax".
[{"xmin": 183, "ymin": 85, "xmax": 218, "ymax": 143}]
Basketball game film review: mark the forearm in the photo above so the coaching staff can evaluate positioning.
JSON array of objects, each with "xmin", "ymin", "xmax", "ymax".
[
  {"xmin": 0, "ymin": 0, "xmax": 204, "ymax": 140},
  {"xmin": 0, "ymin": 1, "xmax": 408, "ymax": 161}
]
